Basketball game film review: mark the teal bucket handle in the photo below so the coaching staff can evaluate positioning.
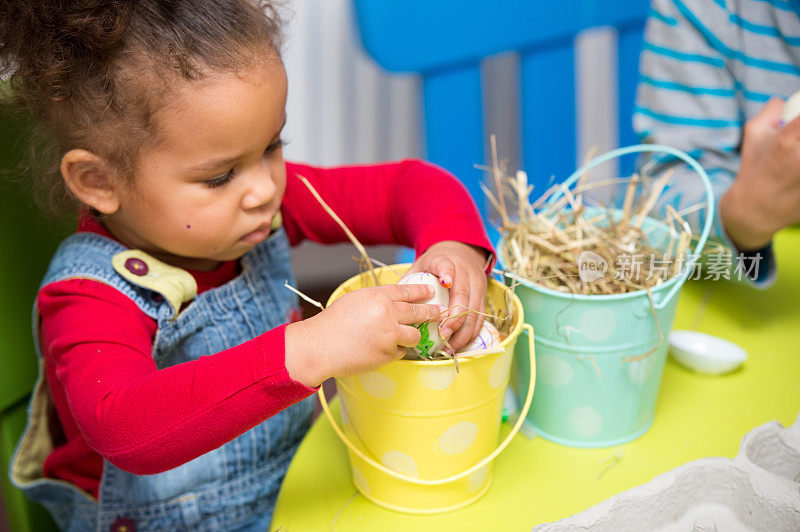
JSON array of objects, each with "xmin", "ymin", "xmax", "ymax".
[{"xmin": 545, "ymin": 144, "xmax": 714, "ymax": 311}]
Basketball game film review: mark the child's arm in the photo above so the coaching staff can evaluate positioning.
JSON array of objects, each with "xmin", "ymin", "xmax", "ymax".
[
  {"xmin": 634, "ymin": 0, "xmax": 792, "ymax": 287},
  {"xmin": 718, "ymin": 100, "xmax": 800, "ymax": 251},
  {"xmin": 39, "ymin": 279, "xmax": 316, "ymax": 475},
  {"xmin": 282, "ymin": 160, "xmax": 493, "ymax": 262}
]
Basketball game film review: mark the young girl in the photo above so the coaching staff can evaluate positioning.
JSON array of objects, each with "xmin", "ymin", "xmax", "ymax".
[{"xmin": 1, "ymin": 1, "xmax": 493, "ymax": 530}]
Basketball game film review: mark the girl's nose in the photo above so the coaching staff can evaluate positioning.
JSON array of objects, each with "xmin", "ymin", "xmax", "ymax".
[{"xmin": 241, "ymin": 170, "xmax": 277, "ymax": 210}]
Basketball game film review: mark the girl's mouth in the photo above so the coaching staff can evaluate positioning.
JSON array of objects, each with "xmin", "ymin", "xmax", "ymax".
[{"xmin": 240, "ymin": 223, "xmax": 270, "ymax": 244}]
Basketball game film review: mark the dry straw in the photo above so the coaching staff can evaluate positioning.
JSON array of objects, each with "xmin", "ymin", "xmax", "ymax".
[{"xmin": 482, "ymin": 136, "xmax": 706, "ymax": 295}]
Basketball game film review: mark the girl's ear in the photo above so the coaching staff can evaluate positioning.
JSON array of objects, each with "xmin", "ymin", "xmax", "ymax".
[{"xmin": 60, "ymin": 149, "xmax": 122, "ymax": 214}]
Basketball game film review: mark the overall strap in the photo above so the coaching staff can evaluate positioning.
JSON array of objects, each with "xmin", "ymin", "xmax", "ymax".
[{"xmin": 39, "ymin": 232, "xmax": 196, "ymax": 321}]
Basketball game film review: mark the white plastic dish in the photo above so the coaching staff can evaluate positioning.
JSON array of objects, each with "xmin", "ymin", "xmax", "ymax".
[{"xmin": 668, "ymin": 330, "xmax": 748, "ymax": 375}]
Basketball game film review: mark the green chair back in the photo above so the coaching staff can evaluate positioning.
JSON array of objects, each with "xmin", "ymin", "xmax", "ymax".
[{"xmin": 0, "ymin": 107, "xmax": 68, "ymax": 531}]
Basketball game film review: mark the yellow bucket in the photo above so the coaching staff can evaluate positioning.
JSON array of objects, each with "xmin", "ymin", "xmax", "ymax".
[{"xmin": 319, "ymin": 265, "xmax": 535, "ymax": 514}]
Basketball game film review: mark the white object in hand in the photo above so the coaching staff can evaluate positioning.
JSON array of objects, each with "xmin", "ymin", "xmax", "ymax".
[
  {"xmin": 397, "ymin": 272, "xmax": 449, "ymax": 358},
  {"xmin": 458, "ymin": 321, "xmax": 501, "ymax": 355},
  {"xmin": 779, "ymin": 90, "xmax": 800, "ymax": 126},
  {"xmin": 668, "ymin": 330, "xmax": 747, "ymax": 375}
]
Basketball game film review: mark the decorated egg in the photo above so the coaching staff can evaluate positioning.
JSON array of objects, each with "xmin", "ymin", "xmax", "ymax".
[
  {"xmin": 398, "ymin": 272, "xmax": 449, "ymax": 359},
  {"xmin": 780, "ymin": 90, "xmax": 800, "ymax": 126},
  {"xmin": 458, "ymin": 321, "xmax": 501, "ymax": 355}
]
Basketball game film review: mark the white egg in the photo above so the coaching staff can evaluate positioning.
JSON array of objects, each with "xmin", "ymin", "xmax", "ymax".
[
  {"xmin": 780, "ymin": 90, "xmax": 800, "ymax": 126},
  {"xmin": 398, "ymin": 272, "xmax": 450, "ymax": 359},
  {"xmin": 458, "ymin": 321, "xmax": 502, "ymax": 355}
]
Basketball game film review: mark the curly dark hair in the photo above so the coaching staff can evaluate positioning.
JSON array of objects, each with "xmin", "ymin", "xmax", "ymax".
[{"xmin": 0, "ymin": 0, "xmax": 285, "ymax": 217}]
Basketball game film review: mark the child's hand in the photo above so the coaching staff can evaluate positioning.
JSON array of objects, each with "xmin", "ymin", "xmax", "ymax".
[
  {"xmin": 285, "ymin": 284, "xmax": 446, "ymax": 388},
  {"xmin": 720, "ymin": 97, "xmax": 800, "ymax": 250},
  {"xmin": 405, "ymin": 240, "xmax": 490, "ymax": 353}
]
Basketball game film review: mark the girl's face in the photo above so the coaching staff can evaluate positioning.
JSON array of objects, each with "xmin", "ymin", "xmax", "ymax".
[{"xmin": 103, "ymin": 56, "xmax": 288, "ymax": 271}]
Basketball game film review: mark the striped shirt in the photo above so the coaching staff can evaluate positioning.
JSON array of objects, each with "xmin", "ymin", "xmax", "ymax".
[{"xmin": 634, "ymin": 0, "xmax": 800, "ymax": 286}]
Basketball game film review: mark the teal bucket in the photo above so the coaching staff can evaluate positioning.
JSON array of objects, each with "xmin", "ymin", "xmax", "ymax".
[{"xmin": 504, "ymin": 145, "xmax": 714, "ymax": 448}]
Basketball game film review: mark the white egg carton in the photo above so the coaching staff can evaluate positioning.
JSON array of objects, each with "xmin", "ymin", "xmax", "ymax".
[{"xmin": 534, "ymin": 413, "xmax": 800, "ymax": 531}]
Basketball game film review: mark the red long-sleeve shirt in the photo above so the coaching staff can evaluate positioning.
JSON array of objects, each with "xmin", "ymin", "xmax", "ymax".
[{"xmin": 37, "ymin": 160, "xmax": 493, "ymax": 498}]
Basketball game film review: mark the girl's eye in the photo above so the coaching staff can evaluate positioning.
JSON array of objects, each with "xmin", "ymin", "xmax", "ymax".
[
  {"xmin": 265, "ymin": 138, "xmax": 285, "ymax": 154},
  {"xmin": 205, "ymin": 170, "xmax": 234, "ymax": 189}
]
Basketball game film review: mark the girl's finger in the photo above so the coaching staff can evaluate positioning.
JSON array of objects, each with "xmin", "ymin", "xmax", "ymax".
[
  {"xmin": 446, "ymin": 301, "xmax": 478, "ymax": 353},
  {"xmin": 431, "ymin": 256, "xmax": 456, "ymax": 289},
  {"xmin": 440, "ymin": 275, "xmax": 469, "ymax": 340},
  {"xmin": 441, "ymin": 273, "xmax": 475, "ymax": 350},
  {"xmin": 468, "ymin": 274, "xmax": 487, "ymax": 342},
  {"xmin": 394, "ymin": 302, "xmax": 447, "ymax": 326},
  {"xmin": 446, "ymin": 273, "xmax": 487, "ymax": 353},
  {"xmin": 384, "ymin": 282, "xmax": 434, "ymax": 303},
  {"xmin": 397, "ymin": 324, "xmax": 422, "ymax": 348}
]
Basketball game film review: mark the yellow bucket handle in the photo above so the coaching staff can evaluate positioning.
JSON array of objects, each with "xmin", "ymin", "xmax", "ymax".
[{"xmin": 318, "ymin": 323, "xmax": 536, "ymax": 486}]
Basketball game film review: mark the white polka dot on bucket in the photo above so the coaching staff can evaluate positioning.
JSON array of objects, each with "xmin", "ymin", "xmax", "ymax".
[
  {"xmin": 351, "ymin": 465, "xmax": 371, "ymax": 494},
  {"xmin": 435, "ymin": 421, "xmax": 479, "ymax": 455},
  {"xmin": 635, "ymin": 407, "xmax": 653, "ymax": 429},
  {"xmin": 627, "ymin": 356, "xmax": 656, "ymax": 386},
  {"xmin": 358, "ymin": 371, "xmax": 396, "ymax": 399},
  {"xmin": 467, "ymin": 465, "xmax": 491, "ymax": 493},
  {"xmin": 568, "ymin": 405, "xmax": 604, "ymax": 440},
  {"xmin": 489, "ymin": 351, "xmax": 512, "ymax": 389},
  {"xmin": 578, "ymin": 308, "xmax": 617, "ymax": 342},
  {"xmin": 381, "ymin": 450, "xmax": 418, "ymax": 477},
  {"xmin": 526, "ymin": 295, "xmax": 545, "ymax": 313},
  {"xmin": 538, "ymin": 354, "xmax": 575, "ymax": 388},
  {"xmin": 418, "ymin": 365, "xmax": 458, "ymax": 390}
]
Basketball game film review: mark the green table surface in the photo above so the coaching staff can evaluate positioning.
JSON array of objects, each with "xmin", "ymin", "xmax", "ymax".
[{"xmin": 271, "ymin": 227, "xmax": 800, "ymax": 532}]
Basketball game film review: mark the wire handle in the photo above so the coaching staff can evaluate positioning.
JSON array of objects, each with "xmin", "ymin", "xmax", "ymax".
[
  {"xmin": 318, "ymin": 323, "xmax": 536, "ymax": 486},
  {"xmin": 546, "ymin": 144, "xmax": 714, "ymax": 310}
]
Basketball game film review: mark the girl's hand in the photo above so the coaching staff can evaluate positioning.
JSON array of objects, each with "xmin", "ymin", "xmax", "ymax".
[
  {"xmin": 720, "ymin": 98, "xmax": 800, "ymax": 250},
  {"xmin": 405, "ymin": 240, "xmax": 491, "ymax": 353},
  {"xmin": 285, "ymin": 283, "xmax": 445, "ymax": 388}
]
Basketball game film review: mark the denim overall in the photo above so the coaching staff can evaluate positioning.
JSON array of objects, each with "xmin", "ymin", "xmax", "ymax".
[{"xmin": 10, "ymin": 227, "xmax": 315, "ymax": 531}]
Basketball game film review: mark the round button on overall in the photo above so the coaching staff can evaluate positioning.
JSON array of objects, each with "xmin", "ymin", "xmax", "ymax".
[
  {"xmin": 124, "ymin": 257, "xmax": 149, "ymax": 276},
  {"xmin": 110, "ymin": 517, "xmax": 136, "ymax": 532}
]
